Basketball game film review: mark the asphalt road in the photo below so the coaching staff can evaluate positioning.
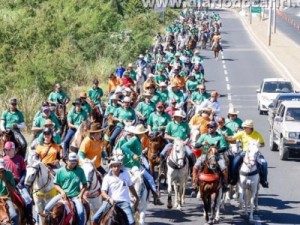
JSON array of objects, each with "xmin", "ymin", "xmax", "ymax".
[{"xmin": 145, "ymin": 9, "xmax": 300, "ymax": 225}]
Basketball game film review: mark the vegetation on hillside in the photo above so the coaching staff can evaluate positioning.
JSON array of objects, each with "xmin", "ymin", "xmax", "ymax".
[{"xmin": 0, "ymin": 0, "xmax": 177, "ymax": 130}]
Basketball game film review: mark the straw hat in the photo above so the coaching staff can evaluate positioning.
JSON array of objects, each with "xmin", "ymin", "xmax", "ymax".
[
  {"xmin": 201, "ymin": 108, "xmax": 212, "ymax": 114},
  {"xmin": 79, "ymin": 92, "xmax": 87, "ymax": 98},
  {"xmin": 128, "ymin": 63, "xmax": 134, "ymax": 68},
  {"xmin": 122, "ymin": 96, "xmax": 131, "ymax": 103},
  {"xmin": 89, "ymin": 123, "xmax": 102, "ymax": 133},
  {"xmin": 174, "ymin": 110, "xmax": 186, "ymax": 118},
  {"xmin": 44, "ymin": 119, "xmax": 54, "ymax": 126},
  {"xmin": 125, "ymin": 124, "xmax": 148, "ymax": 134},
  {"xmin": 242, "ymin": 120, "xmax": 254, "ymax": 128},
  {"xmin": 228, "ymin": 107, "xmax": 239, "ymax": 115}
]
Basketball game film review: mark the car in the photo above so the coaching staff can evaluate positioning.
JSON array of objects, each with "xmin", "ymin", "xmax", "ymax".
[
  {"xmin": 267, "ymin": 93, "xmax": 300, "ymax": 128},
  {"xmin": 256, "ymin": 78, "xmax": 294, "ymax": 115},
  {"xmin": 270, "ymin": 101, "xmax": 300, "ymax": 160}
]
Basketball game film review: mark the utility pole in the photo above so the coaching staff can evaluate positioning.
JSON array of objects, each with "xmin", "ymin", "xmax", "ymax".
[
  {"xmin": 268, "ymin": 0, "xmax": 272, "ymax": 46},
  {"xmin": 249, "ymin": 1, "xmax": 252, "ymax": 24},
  {"xmin": 273, "ymin": 0, "xmax": 277, "ymax": 33}
]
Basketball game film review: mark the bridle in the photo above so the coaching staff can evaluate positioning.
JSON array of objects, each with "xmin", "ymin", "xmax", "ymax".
[{"xmin": 27, "ymin": 165, "xmax": 52, "ymax": 194}]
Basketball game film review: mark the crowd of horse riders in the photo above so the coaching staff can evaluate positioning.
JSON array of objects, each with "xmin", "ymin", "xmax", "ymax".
[{"xmin": 0, "ymin": 7, "xmax": 269, "ymax": 225}]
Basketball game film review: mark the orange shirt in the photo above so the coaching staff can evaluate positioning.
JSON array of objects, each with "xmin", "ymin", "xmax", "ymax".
[
  {"xmin": 108, "ymin": 78, "xmax": 122, "ymax": 93},
  {"xmin": 189, "ymin": 114, "xmax": 211, "ymax": 134},
  {"xmin": 36, "ymin": 143, "xmax": 61, "ymax": 165},
  {"xmin": 171, "ymin": 76, "xmax": 186, "ymax": 89},
  {"xmin": 143, "ymin": 80, "xmax": 157, "ymax": 90},
  {"xmin": 79, "ymin": 136, "xmax": 103, "ymax": 168}
]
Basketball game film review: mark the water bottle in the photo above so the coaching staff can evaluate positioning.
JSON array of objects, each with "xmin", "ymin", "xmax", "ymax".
[{"xmin": 20, "ymin": 187, "xmax": 32, "ymax": 205}]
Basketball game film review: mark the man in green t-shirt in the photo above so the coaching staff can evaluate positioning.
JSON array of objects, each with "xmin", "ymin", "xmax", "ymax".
[
  {"xmin": 136, "ymin": 92, "xmax": 156, "ymax": 123},
  {"xmin": 44, "ymin": 152, "xmax": 87, "ymax": 225},
  {"xmin": 88, "ymin": 79, "xmax": 104, "ymax": 115},
  {"xmin": 0, "ymin": 158, "xmax": 19, "ymax": 225},
  {"xmin": 192, "ymin": 121, "xmax": 229, "ymax": 190},
  {"xmin": 147, "ymin": 102, "xmax": 171, "ymax": 134},
  {"xmin": 62, "ymin": 98, "xmax": 88, "ymax": 158},
  {"xmin": 1, "ymin": 98, "xmax": 25, "ymax": 132},
  {"xmin": 47, "ymin": 83, "xmax": 70, "ymax": 105}
]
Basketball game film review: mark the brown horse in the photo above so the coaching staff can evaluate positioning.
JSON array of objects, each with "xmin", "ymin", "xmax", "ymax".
[
  {"xmin": 199, "ymin": 146, "xmax": 222, "ymax": 224},
  {"xmin": 0, "ymin": 197, "xmax": 11, "ymax": 224},
  {"xmin": 69, "ymin": 121, "xmax": 89, "ymax": 153},
  {"xmin": 212, "ymin": 42, "xmax": 221, "ymax": 59},
  {"xmin": 148, "ymin": 134, "xmax": 167, "ymax": 177},
  {"xmin": 187, "ymin": 35, "xmax": 197, "ymax": 51},
  {"xmin": 98, "ymin": 204, "xmax": 129, "ymax": 225},
  {"xmin": 0, "ymin": 130, "xmax": 26, "ymax": 158},
  {"xmin": 55, "ymin": 103, "xmax": 68, "ymax": 138},
  {"xmin": 44, "ymin": 199, "xmax": 90, "ymax": 225},
  {"xmin": 101, "ymin": 115, "xmax": 116, "ymax": 157},
  {"xmin": 88, "ymin": 100, "xmax": 104, "ymax": 124}
]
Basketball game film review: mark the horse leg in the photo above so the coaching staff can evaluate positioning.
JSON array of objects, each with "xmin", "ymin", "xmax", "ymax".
[
  {"xmin": 173, "ymin": 181, "xmax": 179, "ymax": 209},
  {"xmin": 238, "ymin": 184, "xmax": 244, "ymax": 210},
  {"xmin": 167, "ymin": 176, "xmax": 173, "ymax": 209},
  {"xmin": 214, "ymin": 189, "xmax": 222, "ymax": 223}
]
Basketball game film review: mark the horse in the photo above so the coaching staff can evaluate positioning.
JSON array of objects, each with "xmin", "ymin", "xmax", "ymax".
[
  {"xmin": 130, "ymin": 166, "xmax": 149, "ymax": 225},
  {"xmin": 212, "ymin": 42, "xmax": 221, "ymax": 59},
  {"xmin": 25, "ymin": 159, "xmax": 57, "ymax": 225},
  {"xmin": 0, "ymin": 197, "xmax": 10, "ymax": 225},
  {"xmin": 98, "ymin": 204, "xmax": 129, "ymax": 225},
  {"xmin": 81, "ymin": 158, "xmax": 102, "ymax": 217},
  {"xmin": 69, "ymin": 121, "xmax": 89, "ymax": 153},
  {"xmin": 238, "ymin": 140, "xmax": 260, "ymax": 222},
  {"xmin": 187, "ymin": 35, "xmax": 197, "ymax": 51},
  {"xmin": 89, "ymin": 100, "xmax": 104, "ymax": 124},
  {"xmin": 101, "ymin": 115, "xmax": 116, "ymax": 157},
  {"xmin": 148, "ymin": 134, "xmax": 167, "ymax": 178},
  {"xmin": 199, "ymin": 32, "xmax": 208, "ymax": 50},
  {"xmin": 199, "ymin": 146, "xmax": 222, "ymax": 224},
  {"xmin": 166, "ymin": 139, "xmax": 189, "ymax": 210}
]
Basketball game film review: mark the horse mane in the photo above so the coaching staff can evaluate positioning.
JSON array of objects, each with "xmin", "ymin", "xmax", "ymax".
[{"xmin": 101, "ymin": 204, "xmax": 129, "ymax": 225}]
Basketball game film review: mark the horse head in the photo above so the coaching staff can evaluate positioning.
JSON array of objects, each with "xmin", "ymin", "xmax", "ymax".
[
  {"xmin": 171, "ymin": 139, "xmax": 186, "ymax": 168},
  {"xmin": 81, "ymin": 157, "xmax": 97, "ymax": 189},
  {"xmin": 206, "ymin": 146, "xmax": 218, "ymax": 171},
  {"xmin": 244, "ymin": 140, "xmax": 260, "ymax": 168},
  {"xmin": 25, "ymin": 159, "xmax": 41, "ymax": 188}
]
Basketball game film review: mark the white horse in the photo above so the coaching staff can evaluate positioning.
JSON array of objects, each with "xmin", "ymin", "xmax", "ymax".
[
  {"xmin": 130, "ymin": 166, "xmax": 149, "ymax": 225},
  {"xmin": 25, "ymin": 159, "xmax": 57, "ymax": 225},
  {"xmin": 81, "ymin": 158, "xmax": 102, "ymax": 217},
  {"xmin": 238, "ymin": 140, "xmax": 260, "ymax": 222},
  {"xmin": 136, "ymin": 65, "xmax": 146, "ymax": 94},
  {"xmin": 166, "ymin": 139, "xmax": 189, "ymax": 210}
]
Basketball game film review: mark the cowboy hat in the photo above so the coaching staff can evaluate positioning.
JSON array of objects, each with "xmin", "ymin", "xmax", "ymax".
[
  {"xmin": 72, "ymin": 98, "xmax": 82, "ymax": 106},
  {"xmin": 122, "ymin": 96, "xmax": 131, "ymax": 103},
  {"xmin": 125, "ymin": 124, "xmax": 148, "ymax": 134},
  {"xmin": 89, "ymin": 122, "xmax": 102, "ymax": 133},
  {"xmin": 79, "ymin": 92, "xmax": 87, "ymax": 98},
  {"xmin": 128, "ymin": 63, "xmax": 134, "ymax": 67},
  {"xmin": 242, "ymin": 120, "xmax": 254, "ymax": 128},
  {"xmin": 108, "ymin": 156, "xmax": 123, "ymax": 167},
  {"xmin": 170, "ymin": 82, "xmax": 179, "ymax": 88},
  {"xmin": 197, "ymin": 84, "xmax": 206, "ymax": 89},
  {"xmin": 228, "ymin": 107, "xmax": 239, "ymax": 115},
  {"xmin": 201, "ymin": 108, "xmax": 212, "ymax": 114},
  {"xmin": 110, "ymin": 94, "xmax": 120, "ymax": 100},
  {"xmin": 139, "ymin": 54, "xmax": 144, "ymax": 58},
  {"xmin": 174, "ymin": 110, "xmax": 186, "ymax": 118},
  {"xmin": 124, "ymin": 87, "xmax": 132, "ymax": 93},
  {"xmin": 44, "ymin": 119, "xmax": 54, "ymax": 126},
  {"xmin": 159, "ymin": 82, "xmax": 167, "ymax": 87},
  {"xmin": 115, "ymin": 86, "xmax": 123, "ymax": 93}
]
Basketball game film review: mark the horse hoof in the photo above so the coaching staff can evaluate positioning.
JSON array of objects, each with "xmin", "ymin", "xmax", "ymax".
[
  {"xmin": 214, "ymin": 218, "xmax": 220, "ymax": 224},
  {"xmin": 167, "ymin": 204, "xmax": 173, "ymax": 209},
  {"xmin": 191, "ymin": 191, "xmax": 196, "ymax": 198},
  {"xmin": 177, "ymin": 206, "xmax": 181, "ymax": 210}
]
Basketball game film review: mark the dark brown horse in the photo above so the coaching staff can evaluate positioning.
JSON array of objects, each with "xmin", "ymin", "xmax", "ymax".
[
  {"xmin": 101, "ymin": 115, "xmax": 116, "ymax": 157},
  {"xmin": 44, "ymin": 199, "xmax": 90, "ymax": 225},
  {"xmin": 148, "ymin": 134, "xmax": 167, "ymax": 177},
  {"xmin": 88, "ymin": 100, "xmax": 104, "ymax": 124},
  {"xmin": 187, "ymin": 35, "xmax": 197, "ymax": 51},
  {"xmin": 199, "ymin": 146, "xmax": 222, "ymax": 224},
  {"xmin": 98, "ymin": 204, "xmax": 129, "ymax": 225},
  {"xmin": 55, "ymin": 102, "xmax": 68, "ymax": 138},
  {"xmin": 212, "ymin": 42, "xmax": 221, "ymax": 59}
]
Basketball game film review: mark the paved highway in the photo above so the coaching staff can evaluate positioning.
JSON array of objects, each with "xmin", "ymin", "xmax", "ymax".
[{"xmin": 145, "ymin": 9, "xmax": 300, "ymax": 225}]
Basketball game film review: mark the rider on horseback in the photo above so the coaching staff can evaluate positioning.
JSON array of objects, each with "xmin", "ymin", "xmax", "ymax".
[
  {"xmin": 225, "ymin": 120, "xmax": 269, "ymax": 188},
  {"xmin": 0, "ymin": 158, "xmax": 19, "ymax": 225},
  {"xmin": 1, "ymin": 98, "xmax": 25, "ymax": 132},
  {"xmin": 44, "ymin": 152, "xmax": 88, "ymax": 225},
  {"xmin": 136, "ymin": 92, "xmax": 156, "ymax": 124},
  {"xmin": 192, "ymin": 121, "xmax": 229, "ymax": 191},
  {"xmin": 225, "ymin": 107, "xmax": 243, "ymax": 134},
  {"xmin": 47, "ymin": 83, "xmax": 70, "ymax": 106},
  {"xmin": 88, "ymin": 79, "xmax": 104, "ymax": 116},
  {"xmin": 92, "ymin": 156, "xmax": 139, "ymax": 225},
  {"xmin": 211, "ymin": 31, "xmax": 223, "ymax": 52}
]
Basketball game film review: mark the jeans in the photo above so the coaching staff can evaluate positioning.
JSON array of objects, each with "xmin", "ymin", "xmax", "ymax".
[
  {"xmin": 62, "ymin": 128, "xmax": 76, "ymax": 158},
  {"xmin": 143, "ymin": 167, "xmax": 156, "ymax": 192},
  {"xmin": 93, "ymin": 201, "xmax": 135, "ymax": 225},
  {"xmin": 7, "ymin": 200, "xmax": 19, "ymax": 225},
  {"xmin": 110, "ymin": 126, "xmax": 122, "ymax": 147},
  {"xmin": 45, "ymin": 195, "xmax": 85, "ymax": 225}
]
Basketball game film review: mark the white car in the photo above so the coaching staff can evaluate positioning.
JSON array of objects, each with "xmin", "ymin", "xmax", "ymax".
[{"xmin": 256, "ymin": 78, "xmax": 294, "ymax": 114}]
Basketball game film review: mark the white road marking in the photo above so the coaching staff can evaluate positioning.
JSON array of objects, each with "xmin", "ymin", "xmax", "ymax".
[
  {"xmin": 223, "ymin": 64, "xmax": 227, "ymax": 69},
  {"xmin": 225, "ymin": 76, "xmax": 229, "ymax": 82},
  {"xmin": 228, "ymin": 93, "xmax": 232, "ymax": 101},
  {"xmin": 222, "ymin": 60, "xmax": 225, "ymax": 64},
  {"xmin": 224, "ymin": 70, "xmax": 228, "ymax": 75},
  {"xmin": 227, "ymin": 83, "xmax": 231, "ymax": 90}
]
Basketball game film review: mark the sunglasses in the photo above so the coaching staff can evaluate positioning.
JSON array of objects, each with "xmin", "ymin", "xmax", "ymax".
[
  {"xmin": 11, "ymin": 103, "xmax": 17, "ymax": 106},
  {"xmin": 157, "ymin": 106, "xmax": 163, "ymax": 109}
]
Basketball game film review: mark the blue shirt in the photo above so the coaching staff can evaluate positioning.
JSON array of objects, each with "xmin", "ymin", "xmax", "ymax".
[{"xmin": 115, "ymin": 67, "xmax": 126, "ymax": 78}]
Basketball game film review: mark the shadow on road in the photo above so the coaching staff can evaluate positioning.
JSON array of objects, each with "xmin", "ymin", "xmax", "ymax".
[{"xmin": 259, "ymin": 195, "xmax": 300, "ymax": 210}]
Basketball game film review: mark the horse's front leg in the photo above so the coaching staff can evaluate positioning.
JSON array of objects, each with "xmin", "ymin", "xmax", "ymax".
[
  {"xmin": 173, "ymin": 180, "xmax": 179, "ymax": 209},
  {"xmin": 167, "ymin": 175, "xmax": 173, "ymax": 209}
]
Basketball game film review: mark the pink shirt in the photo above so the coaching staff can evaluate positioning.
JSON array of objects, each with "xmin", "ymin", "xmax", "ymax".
[{"xmin": 3, "ymin": 155, "xmax": 26, "ymax": 183}]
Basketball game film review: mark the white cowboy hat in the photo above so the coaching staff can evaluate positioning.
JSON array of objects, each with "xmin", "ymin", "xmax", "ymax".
[
  {"xmin": 148, "ymin": 73, "xmax": 155, "ymax": 78},
  {"xmin": 124, "ymin": 87, "xmax": 132, "ymax": 92},
  {"xmin": 128, "ymin": 63, "xmax": 134, "ymax": 67},
  {"xmin": 159, "ymin": 82, "xmax": 167, "ymax": 87},
  {"xmin": 174, "ymin": 110, "xmax": 186, "ymax": 118},
  {"xmin": 108, "ymin": 156, "xmax": 123, "ymax": 168},
  {"xmin": 122, "ymin": 96, "xmax": 131, "ymax": 103},
  {"xmin": 228, "ymin": 107, "xmax": 239, "ymax": 115},
  {"xmin": 139, "ymin": 54, "xmax": 144, "ymax": 58},
  {"xmin": 242, "ymin": 119, "xmax": 254, "ymax": 128},
  {"xmin": 125, "ymin": 124, "xmax": 148, "ymax": 134},
  {"xmin": 110, "ymin": 94, "xmax": 120, "ymax": 100}
]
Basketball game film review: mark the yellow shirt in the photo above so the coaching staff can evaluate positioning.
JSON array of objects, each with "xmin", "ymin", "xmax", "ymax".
[
  {"xmin": 189, "ymin": 114, "xmax": 210, "ymax": 134},
  {"xmin": 79, "ymin": 136, "xmax": 103, "ymax": 168},
  {"xmin": 233, "ymin": 130, "xmax": 264, "ymax": 151},
  {"xmin": 171, "ymin": 76, "xmax": 186, "ymax": 89},
  {"xmin": 108, "ymin": 78, "xmax": 122, "ymax": 93},
  {"xmin": 36, "ymin": 143, "xmax": 61, "ymax": 165}
]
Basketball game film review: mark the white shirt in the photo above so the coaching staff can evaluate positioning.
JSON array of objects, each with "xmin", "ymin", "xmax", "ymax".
[
  {"xmin": 200, "ymin": 99, "xmax": 221, "ymax": 116},
  {"xmin": 102, "ymin": 169, "xmax": 133, "ymax": 203}
]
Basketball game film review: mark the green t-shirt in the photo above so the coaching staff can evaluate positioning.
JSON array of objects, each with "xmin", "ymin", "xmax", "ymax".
[
  {"xmin": 67, "ymin": 110, "xmax": 88, "ymax": 126},
  {"xmin": 70, "ymin": 102, "xmax": 92, "ymax": 116},
  {"xmin": 114, "ymin": 107, "xmax": 136, "ymax": 128},
  {"xmin": 165, "ymin": 121, "xmax": 190, "ymax": 140},
  {"xmin": 196, "ymin": 133, "xmax": 228, "ymax": 153},
  {"xmin": 33, "ymin": 110, "xmax": 57, "ymax": 123},
  {"xmin": 129, "ymin": 70, "xmax": 137, "ymax": 81},
  {"xmin": 48, "ymin": 91, "xmax": 70, "ymax": 103},
  {"xmin": 154, "ymin": 74, "xmax": 167, "ymax": 84},
  {"xmin": 190, "ymin": 92, "xmax": 210, "ymax": 103},
  {"xmin": 33, "ymin": 115, "xmax": 61, "ymax": 137},
  {"xmin": 168, "ymin": 90, "xmax": 184, "ymax": 103},
  {"xmin": 147, "ymin": 112, "xmax": 171, "ymax": 132},
  {"xmin": 136, "ymin": 101, "xmax": 156, "ymax": 119},
  {"xmin": 217, "ymin": 126, "xmax": 233, "ymax": 137},
  {"xmin": 121, "ymin": 136, "xmax": 142, "ymax": 168},
  {"xmin": 104, "ymin": 104, "xmax": 120, "ymax": 117},
  {"xmin": 114, "ymin": 136, "xmax": 128, "ymax": 150},
  {"xmin": 1, "ymin": 110, "xmax": 25, "ymax": 130},
  {"xmin": 37, "ymin": 132, "xmax": 62, "ymax": 145},
  {"xmin": 54, "ymin": 166, "xmax": 87, "ymax": 198},
  {"xmin": 88, "ymin": 88, "xmax": 103, "ymax": 105},
  {"xmin": 186, "ymin": 79, "xmax": 199, "ymax": 92},
  {"xmin": 191, "ymin": 55, "xmax": 204, "ymax": 64},
  {"xmin": 225, "ymin": 118, "xmax": 243, "ymax": 134},
  {"xmin": 193, "ymin": 71, "xmax": 204, "ymax": 80},
  {"xmin": 0, "ymin": 170, "xmax": 15, "ymax": 196},
  {"xmin": 156, "ymin": 90, "xmax": 169, "ymax": 103}
]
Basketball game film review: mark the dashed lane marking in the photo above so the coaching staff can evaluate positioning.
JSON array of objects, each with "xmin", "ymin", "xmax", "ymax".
[
  {"xmin": 225, "ymin": 76, "xmax": 229, "ymax": 82},
  {"xmin": 224, "ymin": 70, "xmax": 228, "ymax": 75}
]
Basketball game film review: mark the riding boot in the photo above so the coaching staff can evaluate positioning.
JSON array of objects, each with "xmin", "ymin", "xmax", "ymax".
[
  {"xmin": 159, "ymin": 158, "xmax": 165, "ymax": 177},
  {"xmin": 221, "ymin": 169, "xmax": 229, "ymax": 192},
  {"xmin": 153, "ymin": 192, "xmax": 164, "ymax": 205}
]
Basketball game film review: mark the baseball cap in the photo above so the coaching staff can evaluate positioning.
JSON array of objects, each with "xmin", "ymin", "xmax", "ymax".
[{"xmin": 4, "ymin": 141, "xmax": 16, "ymax": 150}]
